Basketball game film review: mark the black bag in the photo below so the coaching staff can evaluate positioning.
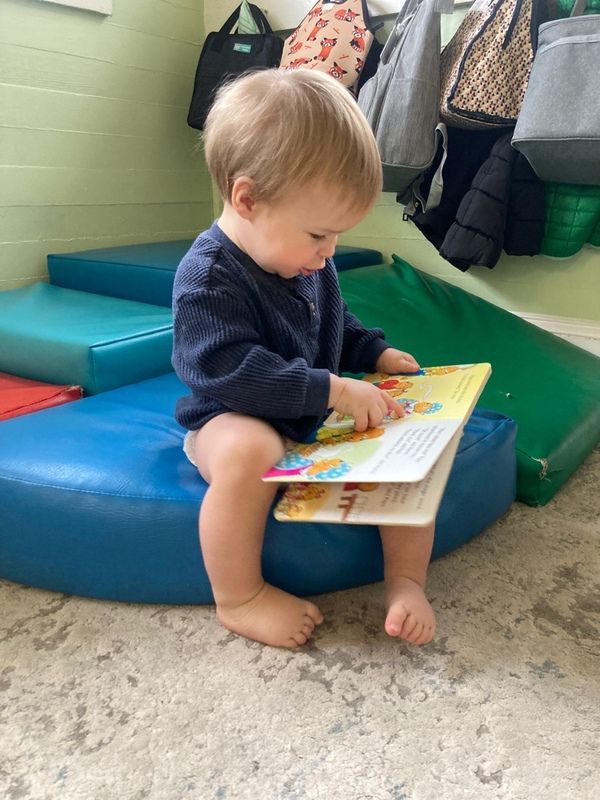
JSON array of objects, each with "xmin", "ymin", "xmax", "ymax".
[{"xmin": 187, "ymin": 4, "xmax": 283, "ymax": 131}]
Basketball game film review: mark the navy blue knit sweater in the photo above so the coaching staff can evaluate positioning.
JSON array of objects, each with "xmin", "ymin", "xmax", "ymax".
[{"xmin": 172, "ymin": 223, "xmax": 390, "ymax": 441}]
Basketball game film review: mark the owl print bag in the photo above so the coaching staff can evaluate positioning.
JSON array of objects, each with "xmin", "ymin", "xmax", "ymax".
[{"xmin": 279, "ymin": 0, "xmax": 378, "ymax": 93}]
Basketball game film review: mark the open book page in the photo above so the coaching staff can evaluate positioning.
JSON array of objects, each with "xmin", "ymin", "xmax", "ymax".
[
  {"xmin": 273, "ymin": 428, "xmax": 462, "ymax": 526},
  {"xmin": 263, "ymin": 363, "xmax": 491, "ymax": 485}
]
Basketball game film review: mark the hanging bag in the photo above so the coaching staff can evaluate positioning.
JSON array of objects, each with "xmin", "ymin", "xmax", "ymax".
[
  {"xmin": 279, "ymin": 0, "xmax": 379, "ymax": 94},
  {"xmin": 439, "ymin": 0, "xmax": 548, "ymax": 129},
  {"xmin": 187, "ymin": 3, "xmax": 283, "ymax": 131},
  {"xmin": 512, "ymin": 0, "xmax": 600, "ymax": 184},
  {"xmin": 358, "ymin": 0, "xmax": 454, "ymax": 198}
]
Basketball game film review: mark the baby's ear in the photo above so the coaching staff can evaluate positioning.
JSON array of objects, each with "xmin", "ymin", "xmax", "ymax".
[{"xmin": 230, "ymin": 176, "xmax": 256, "ymax": 218}]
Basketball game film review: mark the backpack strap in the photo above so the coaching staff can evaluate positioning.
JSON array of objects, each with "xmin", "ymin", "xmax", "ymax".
[
  {"xmin": 213, "ymin": 3, "xmax": 275, "ymax": 50},
  {"xmin": 217, "ymin": 5, "xmax": 245, "ymax": 36},
  {"xmin": 403, "ymin": 124, "xmax": 449, "ymax": 217},
  {"xmin": 570, "ymin": 0, "xmax": 588, "ymax": 15},
  {"xmin": 248, "ymin": 4, "xmax": 274, "ymax": 33}
]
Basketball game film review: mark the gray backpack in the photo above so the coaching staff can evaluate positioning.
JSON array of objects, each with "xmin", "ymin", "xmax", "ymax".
[
  {"xmin": 511, "ymin": 0, "xmax": 600, "ymax": 185},
  {"xmin": 358, "ymin": 0, "xmax": 454, "ymax": 201}
]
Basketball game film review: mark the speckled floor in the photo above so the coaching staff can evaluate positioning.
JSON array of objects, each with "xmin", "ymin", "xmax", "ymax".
[{"xmin": 1, "ymin": 443, "xmax": 598, "ymax": 800}]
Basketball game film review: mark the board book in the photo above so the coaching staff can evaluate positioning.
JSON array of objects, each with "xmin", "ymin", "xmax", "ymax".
[{"xmin": 263, "ymin": 363, "xmax": 491, "ymax": 525}]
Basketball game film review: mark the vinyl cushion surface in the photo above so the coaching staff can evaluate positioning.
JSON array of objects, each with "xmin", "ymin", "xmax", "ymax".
[
  {"xmin": 48, "ymin": 240, "xmax": 384, "ymax": 306},
  {"xmin": 0, "ymin": 372, "xmax": 516, "ymax": 604},
  {"xmin": 338, "ymin": 257, "xmax": 600, "ymax": 505},
  {"xmin": 0, "ymin": 371, "xmax": 82, "ymax": 421},
  {"xmin": 0, "ymin": 283, "xmax": 173, "ymax": 394}
]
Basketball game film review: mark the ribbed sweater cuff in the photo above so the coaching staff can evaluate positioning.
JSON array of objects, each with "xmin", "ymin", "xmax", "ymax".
[
  {"xmin": 360, "ymin": 338, "xmax": 391, "ymax": 372},
  {"xmin": 304, "ymin": 369, "xmax": 332, "ymax": 416}
]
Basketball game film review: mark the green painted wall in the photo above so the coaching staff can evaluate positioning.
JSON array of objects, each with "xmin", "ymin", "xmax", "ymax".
[
  {"xmin": 0, "ymin": 0, "xmax": 212, "ymax": 291},
  {"xmin": 3, "ymin": 0, "xmax": 597, "ymax": 320}
]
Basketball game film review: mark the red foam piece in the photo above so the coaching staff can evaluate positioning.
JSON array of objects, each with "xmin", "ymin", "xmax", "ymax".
[{"xmin": 0, "ymin": 372, "xmax": 83, "ymax": 421}]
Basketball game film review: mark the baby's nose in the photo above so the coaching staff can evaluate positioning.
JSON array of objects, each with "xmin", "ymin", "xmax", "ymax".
[{"xmin": 319, "ymin": 236, "xmax": 337, "ymax": 259}]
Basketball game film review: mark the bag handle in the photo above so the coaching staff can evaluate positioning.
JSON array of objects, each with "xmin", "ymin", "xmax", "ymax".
[
  {"xmin": 503, "ymin": 0, "xmax": 523, "ymax": 49},
  {"xmin": 422, "ymin": 124, "xmax": 449, "ymax": 213},
  {"xmin": 247, "ymin": 4, "xmax": 273, "ymax": 33},
  {"xmin": 215, "ymin": 3, "xmax": 274, "ymax": 44},
  {"xmin": 361, "ymin": 0, "xmax": 380, "ymax": 33},
  {"xmin": 570, "ymin": 0, "xmax": 587, "ymax": 15},
  {"xmin": 403, "ymin": 124, "xmax": 449, "ymax": 218}
]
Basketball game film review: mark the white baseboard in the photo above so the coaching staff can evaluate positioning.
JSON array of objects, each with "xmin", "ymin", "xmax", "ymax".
[{"xmin": 514, "ymin": 312, "xmax": 600, "ymax": 340}]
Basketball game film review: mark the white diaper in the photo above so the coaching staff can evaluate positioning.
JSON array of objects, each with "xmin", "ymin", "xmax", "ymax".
[{"xmin": 182, "ymin": 429, "xmax": 200, "ymax": 467}]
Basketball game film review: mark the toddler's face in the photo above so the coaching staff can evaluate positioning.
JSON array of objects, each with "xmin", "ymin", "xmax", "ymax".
[{"xmin": 245, "ymin": 185, "xmax": 369, "ymax": 280}]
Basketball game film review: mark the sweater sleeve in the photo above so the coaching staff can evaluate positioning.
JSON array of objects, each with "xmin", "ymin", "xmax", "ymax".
[
  {"xmin": 338, "ymin": 302, "xmax": 390, "ymax": 375},
  {"xmin": 172, "ymin": 284, "xmax": 330, "ymax": 419}
]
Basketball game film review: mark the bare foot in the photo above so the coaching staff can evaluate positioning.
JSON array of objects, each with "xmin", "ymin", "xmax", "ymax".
[
  {"xmin": 216, "ymin": 582, "xmax": 323, "ymax": 648},
  {"xmin": 384, "ymin": 576, "xmax": 436, "ymax": 644}
]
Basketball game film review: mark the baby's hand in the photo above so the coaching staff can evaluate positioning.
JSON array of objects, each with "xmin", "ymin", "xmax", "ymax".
[
  {"xmin": 375, "ymin": 348, "xmax": 420, "ymax": 375},
  {"xmin": 328, "ymin": 375, "xmax": 404, "ymax": 432}
]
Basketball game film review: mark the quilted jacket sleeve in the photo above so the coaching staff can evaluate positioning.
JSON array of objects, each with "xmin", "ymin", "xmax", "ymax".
[
  {"xmin": 540, "ymin": 184, "xmax": 600, "ymax": 258},
  {"xmin": 557, "ymin": 0, "xmax": 600, "ymax": 16}
]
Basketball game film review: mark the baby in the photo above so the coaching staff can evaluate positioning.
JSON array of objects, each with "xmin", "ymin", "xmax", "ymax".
[{"xmin": 172, "ymin": 69, "xmax": 436, "ymax": 648}]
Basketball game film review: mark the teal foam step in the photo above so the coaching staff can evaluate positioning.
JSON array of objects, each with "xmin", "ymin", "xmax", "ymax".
[
  {"xmin": 48, "ymin": 240, "xmax": 384, "ymax": 306},
  {"xmin": 0, "ymin": 283, "xmax": 173, "ymax": 394}
]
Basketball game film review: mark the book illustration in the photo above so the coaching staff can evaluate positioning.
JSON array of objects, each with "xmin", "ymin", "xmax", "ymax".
[
  {"xmin": 274, "ymin": 429, "xmax": 462, "ymax": 526},
  {"xmin": 263, "ymin": 363, "xmax": 491, "ymax": 486}
]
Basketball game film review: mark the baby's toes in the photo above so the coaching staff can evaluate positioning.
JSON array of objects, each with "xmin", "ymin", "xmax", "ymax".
[
  {"xmin": 291, "ymin": 630, "xmax": 309, "ymax": 647},
  {"xmin": 418, "ymin": 624, "xmax": 435, "ymax": 645},
  {"xmin": 412, "ymin": 621, "xmax": 434, "ymax": 645},
  {"xmin": 405, "ymin": 621, "xmax": 424, "ymax": 644},
  {"xmin": 385, "ymin": 608, "xmax": 409, "ymax": 636},
  {"xmin": 306, "ymin": 602, "xmax": 324, "ymax": 625},
  {"xmin": 401, "ymin": 614, "xmax": 420, "ymax": 640}
]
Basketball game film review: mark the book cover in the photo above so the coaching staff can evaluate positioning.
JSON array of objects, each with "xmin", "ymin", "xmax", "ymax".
[
  {"xmin": 263, "ymin": 363, "xmax": 491, "ymax": 486},
  {"xmin": 273, "ymin": 428, "xmax": 462, "ymax": 526}
]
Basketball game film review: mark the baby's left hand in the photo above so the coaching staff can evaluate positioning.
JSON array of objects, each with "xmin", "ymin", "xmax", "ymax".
[{"xmin": 375, "ymin": 348, "xmax": 420, "ymax": 375}]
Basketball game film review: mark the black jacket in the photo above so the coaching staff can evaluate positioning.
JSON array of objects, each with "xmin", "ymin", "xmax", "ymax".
[{"xmin": 408, "ymin": 128, "xmax": 544, "ymax": 271}]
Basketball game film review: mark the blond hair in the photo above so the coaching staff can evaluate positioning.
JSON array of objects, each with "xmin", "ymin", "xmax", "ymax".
[{"xmin": 203, "ymin": 69, "xmax": 382, "ymax": 210}]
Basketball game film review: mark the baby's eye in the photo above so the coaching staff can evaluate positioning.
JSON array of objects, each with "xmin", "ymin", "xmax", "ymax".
[{"xmin": 310, "ymin": 233, "xmax": 326, "ymax": 241}]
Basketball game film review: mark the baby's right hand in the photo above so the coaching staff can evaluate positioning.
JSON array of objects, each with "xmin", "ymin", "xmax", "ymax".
[{"xmin": 328, "ymin": 375, "xmax": 404, "ymax": 432}]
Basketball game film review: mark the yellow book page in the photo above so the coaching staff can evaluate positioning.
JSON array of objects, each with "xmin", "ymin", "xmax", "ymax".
[
  {"xmin": 263, "ymin": 363, "xmax": 491, "ymax": 485},
  {"xmin": 274, "ymin": 429, "xmax": 462, "ymax": 526}
]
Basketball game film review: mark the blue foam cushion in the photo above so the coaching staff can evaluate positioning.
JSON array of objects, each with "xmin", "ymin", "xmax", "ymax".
[
  {"xmin": 0, "ymin": 372, "xmax": 516, "ymax": 604},
  {"xmin": 0, "ymin": 283, "xmax": 173, "ymax": 394},
  {"xmin": 333, "ymin": 245, "xmax": 384, "ymax": 271},
  {"xmin": 47, "ymin": 241, "xmax": 384, "ymax": 306}
]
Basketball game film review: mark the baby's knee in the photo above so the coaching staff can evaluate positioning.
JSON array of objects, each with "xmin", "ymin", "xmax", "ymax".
[
  {"xmin": 233, "ymin": 427, "xmax": 285, "ymax": 474},
  {"xmin": 207, "ymin": 416, "xmax": 285, "ymax": 478}
]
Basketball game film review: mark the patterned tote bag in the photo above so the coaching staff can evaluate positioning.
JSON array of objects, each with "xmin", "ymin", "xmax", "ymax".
[
  {"xmin": 440, "ymin": 0, "xmax": 549, "ymax": 129},
  {"xmin": 280, "ymin": 0, "xmax": 379, "ymax": 93}
]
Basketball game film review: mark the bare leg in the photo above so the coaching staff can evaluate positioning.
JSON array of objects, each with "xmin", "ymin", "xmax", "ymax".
[
  {"xmin": 379, "ymin": 523, "xmax": 436, "ymax": 645},
  {"xmin": 193, "ymin": 413, "xmax": 323, "ymax": 648}
]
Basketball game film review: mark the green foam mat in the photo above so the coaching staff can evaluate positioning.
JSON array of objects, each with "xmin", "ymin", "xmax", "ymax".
[{"xmin": 338, "ymin": 256, "xmax": 600, "ymax": 506}]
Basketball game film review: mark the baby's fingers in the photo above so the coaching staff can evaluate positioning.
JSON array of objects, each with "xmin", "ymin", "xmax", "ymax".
[
  {"xmin": 367, "ymin": 401, "xmax": 386, "ymax": 429},
  {"xmin": 393, "ymin": 351, "xmax": 420, "ymax": 372},
  {"xmin": 382, "ymin": 391, "xmax": 405, "ymax": 418},
  {"xmin": 353, "ymin": 407, "xmax": 369, "ymax": 432}
]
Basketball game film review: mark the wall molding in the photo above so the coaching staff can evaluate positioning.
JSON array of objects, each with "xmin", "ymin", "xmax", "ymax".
[
  {"xmin": 40, "ymin": 0, "xmax": 112, "ymax": 15},
  {"xmin": 515, "ymin": 312, "xmax": 600, "ymax": 340}
]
